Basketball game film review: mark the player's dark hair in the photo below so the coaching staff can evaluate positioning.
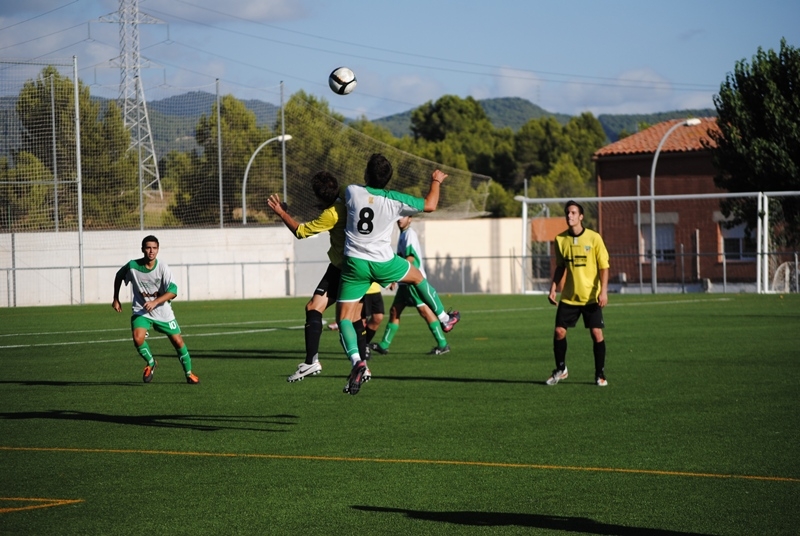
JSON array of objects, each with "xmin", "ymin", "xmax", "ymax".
[
  {"xmin": 564, "ymin": 200, "xmax": 584, "ymax": 216},
  {"xmin": 311, "ymin": 171, "xmax": 340, "ymax": 208},
  {"xmin": 364, "ymin": 153, "xmax": 393, "ymax": 189},
  {"xmin": 141, "ymin": 235, "xmax": 159, "ymax": 248}
]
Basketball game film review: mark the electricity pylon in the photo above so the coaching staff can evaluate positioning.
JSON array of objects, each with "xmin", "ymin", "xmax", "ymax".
[{"xmin": 100, "ymin": 0, "xmax": 163, "ymax": 197}]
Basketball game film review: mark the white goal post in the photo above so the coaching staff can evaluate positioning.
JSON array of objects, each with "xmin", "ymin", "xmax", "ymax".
[{"xmin": 516, "ymin": 190, "xmax": 800, "ymax": 295}]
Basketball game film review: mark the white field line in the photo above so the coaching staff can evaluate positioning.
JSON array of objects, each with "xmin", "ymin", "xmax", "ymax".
[{"xmin": 0, "ymin": 297, "xmax": 731, "ymax": 350}]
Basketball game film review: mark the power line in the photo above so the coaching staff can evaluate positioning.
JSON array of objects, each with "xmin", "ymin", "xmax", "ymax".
[
  {"xmin": 0, "ymin": 0, "xmax": 79, "ymax": 31},
  {"xmin": 163, "ymin": 0, "xmax": 717, "ymax": 91}
]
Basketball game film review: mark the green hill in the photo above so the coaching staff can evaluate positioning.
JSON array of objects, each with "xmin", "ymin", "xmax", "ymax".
[
  {"xmin": 0, "ymin": 91, "xmax": 716, "ymax": 162},
  {"xmin": 372, "ymin": 96, "xmax": 715, "ymax": 141}
]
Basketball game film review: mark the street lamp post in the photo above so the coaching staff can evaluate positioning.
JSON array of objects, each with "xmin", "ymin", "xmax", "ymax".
[
  {"xmin": 242, "ymin": 134, "xmax": 292, "ymax": 225},
  {"xmin": 649, "ymin": 118, "xmax": 701, "ymax": 293}
]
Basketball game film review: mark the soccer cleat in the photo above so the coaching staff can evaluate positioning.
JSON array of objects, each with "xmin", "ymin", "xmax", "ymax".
[
  {"xmin": 429, "ymin": 345, "xmax": 451, "ymax": 355},
  {"xmin": 369, "ymin": 342, "xmax": 389, "ymax": 355},
  {"xmin": 287, "ymin": 361, "xmax": 322, "ymax": 383},
  {"xmin": 441, "ymin": 310, "xmax": 461, "ymax": 333},
  {"xmin": 546, "ymin": 367, "xmax": 568, "ymax": 386},
  {"xmin": 328, "ymin": 322, "xmax": 339, "ymax": 331},
  {"xmin": 185, "ymin": 372, "xmax": 200, "ymax": 384},
  {"xmin": 595, "ymin": 374, "xmax": 608, "ymax": 387},
  {"xmin": 346, "ymin": 360, "xmax": 369, "ymax": 395},
  {"xmin": 142, "ymin": 360, "xmax": 157, "ymax": 383},
  {"xmin": 343, "ymin": 363, "xmax": 372, "ymax": 394}
]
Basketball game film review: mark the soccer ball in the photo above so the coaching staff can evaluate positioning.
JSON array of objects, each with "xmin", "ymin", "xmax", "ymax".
[{"xmin": 328, "ymin": 67, "xmax": 357, "ymax": 95}]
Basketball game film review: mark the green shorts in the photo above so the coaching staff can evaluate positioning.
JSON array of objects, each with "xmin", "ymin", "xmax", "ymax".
[
  {"xmin": 132, "ymin": 314, "xmax": 182, "ymax": 335},
  {"xmin": 339, "ymin": 256, "xmax": 411, "ymax": 302}
]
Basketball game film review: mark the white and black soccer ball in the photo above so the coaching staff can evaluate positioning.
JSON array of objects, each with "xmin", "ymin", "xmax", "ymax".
[{"xmin": 328, "ymin": 67, "xmax": 357, "ymax": 95}]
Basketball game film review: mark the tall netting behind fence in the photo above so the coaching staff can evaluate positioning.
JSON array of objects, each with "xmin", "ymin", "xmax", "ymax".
[
  {"xmin": 520, "ymin": 194, "xmax": 800, "ymax": 294},
  {"xmin": 2, "ymin": 65, "xmax": 490, "ymax": 237},
  {"xmin": 0, "ymin": 60, "xmax": 79, "ymax": 235},
  {"xmin": 1, "ymin": 63, "xmax": 492, "ymax": 306}
]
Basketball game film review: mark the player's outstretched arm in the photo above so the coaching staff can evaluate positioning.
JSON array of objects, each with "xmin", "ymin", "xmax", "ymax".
[
  {"xmin": 423, "ymin": 169, "xmax": 448, "ymax": 212},
  {"xmin": 267, "ymin": 193, "xmax": 300, "ymax": 233}
]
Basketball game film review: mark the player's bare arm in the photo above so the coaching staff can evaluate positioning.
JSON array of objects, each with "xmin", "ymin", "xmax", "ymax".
[
  {"xmin": 423, "ymin": 169, "xmax": 447, "ymax": 212},
  {"xmin": 142, "ymin": 291, "xmax": 177, "ymax": 312},
  {"xmin": 267, "ymin": 193, "xmax": 300, "ymax": 233},
  {"xmin": 548, "ymin": 266, "xmax": 566, "ymax": 305},
  {"xmin": 112, "ymin": 276, "xmax": 124, "ymax": 312},
  {"xmin": 598, "ymin": 268, "xmax": 609, "ymax": 307}
]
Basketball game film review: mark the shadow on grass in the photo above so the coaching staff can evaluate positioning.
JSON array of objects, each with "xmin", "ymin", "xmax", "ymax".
[
  {"xmin": 0, "ymin": 410, "xmax": 297, "ymax": 432},
  {"xmin": 354, "ymin": 374, "xmax": 543, "ymax": 385},
  {"xmin": 0, "ymin": 380, "xmax": 139, "ymax": 387},
  {"xmin": 352, "ymin": 506, "xmax": 712, "ymax": 535},
  {"xmin": 187, "ymin": 348, "xmax": 303, "ymax": 360}
]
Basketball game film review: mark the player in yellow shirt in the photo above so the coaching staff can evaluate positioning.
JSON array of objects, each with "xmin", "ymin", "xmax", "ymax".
[
  {"xmin": 546, "ymin": 200, "xmax": 610, "ymax": 387},
  {"xmin": 268, "ymin": 171, "xmax": 367, "ymax": 382}
]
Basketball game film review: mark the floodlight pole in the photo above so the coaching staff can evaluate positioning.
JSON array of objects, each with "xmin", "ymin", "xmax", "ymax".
[
  {"xmin": 649, "ymin": 118, "xmax": 701, "ymax": 293},
  {"xmin": 242, "ymin": 135, "xmax": 292, "ymax": 225}
]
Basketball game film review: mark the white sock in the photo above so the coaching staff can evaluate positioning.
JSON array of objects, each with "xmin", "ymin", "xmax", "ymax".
[{"xmin": 349, "ymin": 354, "xmax": 360, "ymax": 367}]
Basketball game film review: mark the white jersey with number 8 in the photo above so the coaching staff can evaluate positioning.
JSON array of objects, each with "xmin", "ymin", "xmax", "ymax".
[{"xmin": 343, "ymin": 184, "xmax": 424, "ymax": 262}]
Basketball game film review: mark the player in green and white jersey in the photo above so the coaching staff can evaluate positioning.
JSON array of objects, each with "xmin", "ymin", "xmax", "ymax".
[
  {"xmin": 546, "ymin": 201, "xmax": 610, "ymax": 387},
  {"xmin": 268, "ymin": 171, "xmax": 367, "ymax": 383},
  {"xmin": 112, "ymin": 235, "xmax": 199, "ymax": 384},
  {"xmin": 337, "ymin": 153, "xmax": 460, "ymax": 394},
  {"xmin": 371, "ymin": 215, "xmax": 450, "ymax": 356}
]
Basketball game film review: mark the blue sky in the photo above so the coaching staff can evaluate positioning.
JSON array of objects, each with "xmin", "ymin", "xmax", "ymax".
[{"xmin": 1, "ymin": 0, "xmax": 797, "ymax": 120}]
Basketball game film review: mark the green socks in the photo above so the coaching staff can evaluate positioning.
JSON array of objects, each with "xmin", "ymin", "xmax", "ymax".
[
  {"xmin": 413, "ymin": 278, "xmax": 445, "ymax": 317},
  {"xmin": 177, "ymin": 345, "xmax": 192, "ymax": 374},
  {"xmin": 137, "ymin": 342, "xmax": 154, "ymax": 367}
]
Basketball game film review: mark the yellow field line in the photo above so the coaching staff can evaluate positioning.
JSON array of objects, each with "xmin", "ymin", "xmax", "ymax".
[
  {"xmin": 1, "ymin": 445, "xmax": 797, "ymax": 483},
  {"xmin": 0, "ymin": 498, "xmax": 83, "ymax": 514}
]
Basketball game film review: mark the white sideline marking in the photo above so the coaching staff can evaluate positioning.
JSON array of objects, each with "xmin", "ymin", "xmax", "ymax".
[
  {"xmin": 0, "ymin": 326, "xmax": 303, "ymax": 350},
  {"xmin": 0, "ymin": 318, "xmax": 300, "ymax": 338},
  {"xmin": 470, "ymin": 297, "xmax": 731, "ymax": 314},
  {"xmin": 0, "ymin": 297, "xmax": 731, "ymax": 349}
]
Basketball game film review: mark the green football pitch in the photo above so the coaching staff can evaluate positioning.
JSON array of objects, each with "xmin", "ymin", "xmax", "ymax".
[{"xmin": 1, "ymin": 293, "xmax": 798, "ymax": 535}]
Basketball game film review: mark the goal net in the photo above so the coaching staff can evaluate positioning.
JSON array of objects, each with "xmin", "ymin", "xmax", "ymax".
[{"xmin": 518, "ymin": 193, "xmax": 799, "ymax": 294}]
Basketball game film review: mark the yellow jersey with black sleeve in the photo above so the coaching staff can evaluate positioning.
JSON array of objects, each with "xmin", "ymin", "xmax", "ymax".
[
  {"xmin": 554, "ymin": 227, "xmax": 609, "ymax": 306},
  {"xmin": 295, "ymin": 198, "xmax": 346, "ymax": 269}
]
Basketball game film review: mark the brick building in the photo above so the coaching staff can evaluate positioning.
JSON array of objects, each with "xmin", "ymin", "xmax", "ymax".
[{"xmin": 592, "ymin": 118, "xmax": 756, "ymax": 286}]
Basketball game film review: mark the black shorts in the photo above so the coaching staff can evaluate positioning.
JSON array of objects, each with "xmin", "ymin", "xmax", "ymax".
[
  {"xmin": 313, "ymin": 263, "xmax": 341, "ymax": 300},
  {"xmin": 362, "ymin": 291, "xmax": 385, "ymax": 318},
  {"xmin": 555, "ymin": 302, "xmax": 605, "ymax": 329}
]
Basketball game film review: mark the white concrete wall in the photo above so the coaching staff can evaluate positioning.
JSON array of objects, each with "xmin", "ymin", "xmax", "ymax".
[{"xmin": 0, "ymin": 218, "xmax": 523, "ymax": 307}]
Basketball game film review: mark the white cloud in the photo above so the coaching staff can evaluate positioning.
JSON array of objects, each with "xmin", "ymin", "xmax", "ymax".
[
  {"xmin": 492, "ymin": 66, "xmax": 543, "ymax": 103},
  {"xmin": 534, "ymin": 68, "xmax": 709, "ymax": 115},
  {"xmin": 154, "ymin": 0, "xmax": 309, "ymax": 23}
]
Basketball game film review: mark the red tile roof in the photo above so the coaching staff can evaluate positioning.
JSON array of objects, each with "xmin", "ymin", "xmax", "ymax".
[{"xmin": 594, "ymin": 117, "xmax": 719, "ymax": 158}]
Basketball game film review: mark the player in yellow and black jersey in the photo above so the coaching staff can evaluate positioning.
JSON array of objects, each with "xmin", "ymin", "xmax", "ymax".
[{"xmin": 546, "ymin": 200, "xmax": 610, "ymax": 387}]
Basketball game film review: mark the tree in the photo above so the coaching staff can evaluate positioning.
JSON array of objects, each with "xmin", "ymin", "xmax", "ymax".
[
  {"xmin": 484, "ymin": 180, "xmax": 520, "ymax": 217},
  {"xmin": 513, "ymin": 116, "xmax": 571, "ymax": 186},
  {"xmin": 707, "ymin": 38, "xmax": 800, "ymax": 247},
  {"xmin": 564, "ymin": 112, "xmax": 607, "ymax": 180},
  {"xmin": 170, "ymin": 94, "xmax": 274, "ymax": 225},
  {"xmin": 410, "ymin": 95, "xmax": 514, "ymax": 185},
  {"xmin": 411, "ymin": 95, "xmax": 491, "ymax": 142},
  {"xmin": 15, "ymin": 66, "xmax": 138, "ymax": 229}
]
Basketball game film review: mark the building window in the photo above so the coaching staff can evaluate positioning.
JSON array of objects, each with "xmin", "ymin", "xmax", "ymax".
[
  {"xmin": 720, "ymin": 223, "xmax": 756, "ymax": 261},
  {"xmin": 641, "ymin": 224, "xmax": 675, "ymax": 262}
]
